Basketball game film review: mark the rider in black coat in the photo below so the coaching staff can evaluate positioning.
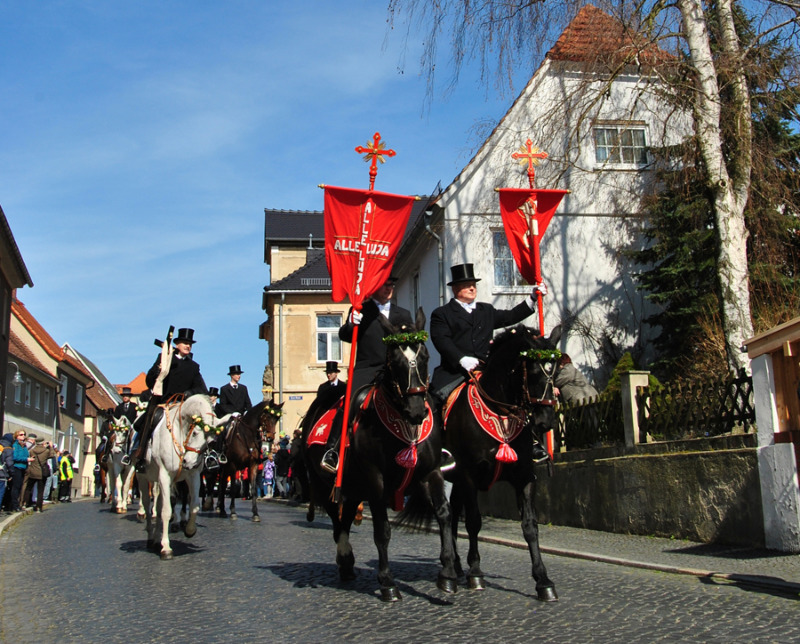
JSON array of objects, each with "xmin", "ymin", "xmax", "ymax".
[
  {"xmin": 129, "ymin": 328, "xmax": 208, "ymax": 470},
  {"xmin": 429, "ymin": 264, "xmax": 549, "ymax": 463}
]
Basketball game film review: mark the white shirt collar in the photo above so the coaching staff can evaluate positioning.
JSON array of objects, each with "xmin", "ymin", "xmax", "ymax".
[
  {"xmin": 456, "ymin": 299, "xmax": 476, "ymax": 313},
  {"xmin": 373, "ymin": 298, "xmax": 391, "ymax": 318}
]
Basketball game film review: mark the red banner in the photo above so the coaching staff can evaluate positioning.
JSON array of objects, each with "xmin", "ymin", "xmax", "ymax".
[
  {"xmin": 498, "ymin": 188, "xmax": 567, "ymax": 284},
  {"xmin": 324, "ymin": 186, "xmax": 415, "ymax": 307}
]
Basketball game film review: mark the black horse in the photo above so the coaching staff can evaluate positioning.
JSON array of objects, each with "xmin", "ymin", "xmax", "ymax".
[
  {"xmin": 444, "ymin": 324, "xmax": 562, "ymax": 601},
  {"xmin": 203, "ymin": 399, "xmax": 283, "ymax": 521},
  {"xmin": 302, "ymin": 309, "xmax": 458, "ymax": 601}
]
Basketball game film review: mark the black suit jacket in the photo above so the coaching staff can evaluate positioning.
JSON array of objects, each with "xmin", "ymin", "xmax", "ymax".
[
  {"xmin": 218, "ymin": 382, "xmax": 252, "ymax": 415},
  {"xmin": 113, "ymin": 401, "xmax": 137, "ymax": 424},
  {"xmin": 430, "ymin": 298, "xmax": 534, "ymax": 391},
  {"xmin": 339, "ymin": 299, "xmax": 413, "ymax": 391},
  {"xmin": 145, "ymin": 353, "xmax": 208, "ymax": 398}
]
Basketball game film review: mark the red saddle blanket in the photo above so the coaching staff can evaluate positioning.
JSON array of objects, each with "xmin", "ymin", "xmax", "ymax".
[
  {"xmin": 307, "ymin": 399, "xmax": 344, "ymax": 447},
  {"xmin": 444, "ymin": 376, "xmax": 524, "ymax": 463}
]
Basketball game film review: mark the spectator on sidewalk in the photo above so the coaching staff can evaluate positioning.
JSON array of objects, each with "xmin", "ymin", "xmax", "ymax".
[
  {"xmin": 59, "ymin": 451, "xmax": 74, "ymax": 502},
  {"xmin": 0, "ymin": 434, "xmax": 11, "ymax": 512},
  {"xmin": 22, "ymin": 438, "xmax": 55, "ymax": 512},
  {"xmin": 274, "ymin": 438, "xmax": 290, "ymax": 499},
  {"xmin": 262, "ymin": 452, "xmax": 275, "ymax": 498},
  {"xmin": 7, "ymin": 430, "xmax": 29, "ymax": 512}
]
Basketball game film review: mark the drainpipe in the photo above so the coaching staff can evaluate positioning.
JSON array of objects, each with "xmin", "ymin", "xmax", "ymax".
[
  {"xmin": 279, "ymin": 292, "xmax": 285, "ymax": 434},
  {"xmin": 424, "ymin": 210, "xmax": 445, "ymax": 306}
]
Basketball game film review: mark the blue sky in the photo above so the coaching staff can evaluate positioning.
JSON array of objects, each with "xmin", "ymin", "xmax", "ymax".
[{"xmin": 0, "ymin": 1, "xmax": 530, "ymax": 398}]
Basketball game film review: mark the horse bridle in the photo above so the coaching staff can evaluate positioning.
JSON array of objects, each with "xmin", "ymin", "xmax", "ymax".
[
  {"xmin": 470, "ymin": 354, "xmax": 558, "ymax": 420},
  {"xmin": 386, "ymin": 343, "xmax": 429, "ymax": 401}
]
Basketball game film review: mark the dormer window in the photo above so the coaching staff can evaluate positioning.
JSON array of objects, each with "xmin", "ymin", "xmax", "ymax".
[{"xmin": 594, "ymin": 122, "xmax": 648, "ymax": 167}]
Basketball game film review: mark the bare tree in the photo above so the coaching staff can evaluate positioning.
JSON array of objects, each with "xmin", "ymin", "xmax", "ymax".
[{"xmin": 388, "ymin": 0, "xmax": 800, "ymax": 371}]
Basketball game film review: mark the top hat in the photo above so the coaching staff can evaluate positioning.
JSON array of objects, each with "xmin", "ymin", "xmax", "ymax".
[
  {"xmin": 173, "ymin": 328, "xmax": 196, "ymax": 344},
  {"xmin": 208, "ymin": 386, "xmax": 220, "ymax": 397},
  {"xmin": 120, "ymin": 387, "xmax": 133, "ymax": 398},
  {"xmin": 325, "ymin": 361, "xmax": 340, "ymax": 374},
  {"xmin": 447, "ymin": 263, "xmax": 481, "ymax": 286},
  {"xmin": 228, "ymin": 365, "xmax": 243, "ymax": 375}
]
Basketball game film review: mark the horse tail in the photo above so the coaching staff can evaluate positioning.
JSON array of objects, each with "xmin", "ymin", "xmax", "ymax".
[{"xmin": 394, "ymin": 484, "xmax": 437, "ymax": 533}]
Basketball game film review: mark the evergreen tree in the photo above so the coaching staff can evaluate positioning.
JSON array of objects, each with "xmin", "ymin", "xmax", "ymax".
[{"xmin": 629, "ymin": 5, "xmax": 800, "ymax": 380}]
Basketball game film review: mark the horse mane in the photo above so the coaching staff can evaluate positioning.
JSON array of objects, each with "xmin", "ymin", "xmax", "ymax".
[{"xmin": 487, "ymin": 325, "xmax": 542, "ymax": 364}]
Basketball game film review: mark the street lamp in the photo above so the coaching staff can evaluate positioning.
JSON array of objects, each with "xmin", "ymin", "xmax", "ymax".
[{"xmin": 7, "ymin": 361, "xmax": 24, "ymax": 386}]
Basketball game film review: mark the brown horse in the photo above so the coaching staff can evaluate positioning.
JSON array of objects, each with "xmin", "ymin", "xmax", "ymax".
[{"xmin": 205, "ymin": 399, "xmax": 283, "ymax": 521}]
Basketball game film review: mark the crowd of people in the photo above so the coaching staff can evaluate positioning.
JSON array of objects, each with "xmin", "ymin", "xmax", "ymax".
[{"xmin": 0, "ymin": 429, "xmax": 76, "ymax": 514}]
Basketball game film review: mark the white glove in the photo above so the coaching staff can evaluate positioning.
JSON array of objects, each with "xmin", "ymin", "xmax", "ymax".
[
  {"xmin": 350, "ymin": 310, "xmax": 363, "ymax": 325},
  {"xmin": 232, "ymin": 412, "xmax": 241, "ymax": 417},
  {"xmin": 531, "ymin": 283, "xmax": 548, "ymax": 297},
  {"xmin": 459, "ymin": 356, "xmax": 480, "ymax": 372}
]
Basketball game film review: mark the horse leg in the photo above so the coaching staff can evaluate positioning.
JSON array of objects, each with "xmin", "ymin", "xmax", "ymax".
[
  {"xmin": 331, "ymin": 508, "xmax": 356, "ymax": 582},
  {"xmin": 229, "ymin": 478, "xmax": 238, "ymax": 520},
  {"xmin": 141, "ymin": 480, "xmax": 156, "ymax": 550},
  {"xmin": 519, "ymin": 479, "xmax": 557, "ymax": 602},
  {"xmin": 157, "ymin": 472, "xmax": 174, "ymax": 560},
  {"xmin": 250, "ymin": 463, "xmax": 260, "ymax": 523},
  {"xmin": 184, "ymin": 473, "xmax": 200, "ymax": 538},
  {"xmin": 217, "ymin": 468, "xmax": 229, "ymax": 518},
  {"xmin": 370, "ymin": 502, "xmax": 401, "ymax": 602},
  {"xmin": 423, "ymin": 470, "xmax": 458, "ymax": 594},
  {"xmin": 449, "ymin": 480, "xmax": 464, "ymax": 578},
  {"xmin": 462, "ymin": 484, "xmax": 486, "ymax": 590}
]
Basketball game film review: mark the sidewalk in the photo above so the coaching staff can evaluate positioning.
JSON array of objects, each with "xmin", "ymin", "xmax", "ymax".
[{"xmin": 464, "ymin": 515, "xmax": 800, "ymax": 596}]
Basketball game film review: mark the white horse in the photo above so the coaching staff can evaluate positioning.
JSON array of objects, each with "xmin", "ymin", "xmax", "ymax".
[
  {"xmin": 138, "ymin": 394, "xmax": 231, "ymax": 560},
  {"xmin": 106, "ymin": 417, "xmax": 137, "ymax": 514}
]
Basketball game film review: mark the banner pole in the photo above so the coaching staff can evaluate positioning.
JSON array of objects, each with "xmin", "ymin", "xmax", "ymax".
[{"xmin": 333, "ymin": 317, "xmax": 359, "ymax": 511}]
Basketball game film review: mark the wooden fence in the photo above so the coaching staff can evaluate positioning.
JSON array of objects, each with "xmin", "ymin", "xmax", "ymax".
[{"xmin": 554, "ymin": 369, "xmax": 756, "ymax": 450}]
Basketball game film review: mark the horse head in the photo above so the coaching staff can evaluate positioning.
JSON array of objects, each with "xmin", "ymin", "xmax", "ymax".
[
  {"xmin": 109, "ymin": 416, "xmax": 133, "ymax": 452},
  {"xmin": 484, "ymin": 324, "xmax": 562, "ymax": 430},
  {"xmin": 378, "ymin": 307, "xmax": 430, "ymax": 425},
  {"xmin": 178, "ymin": 395, "xmax": 225, "ymax": 469},
  {"xmin": 256, "ymin": 399, "xmax": 284, "ymax": 444}
]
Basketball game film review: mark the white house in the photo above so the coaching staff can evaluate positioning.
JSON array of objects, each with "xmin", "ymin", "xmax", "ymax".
[{"xmin": 393, "ymin": 5, "xmax": 692, "ymax": 385}]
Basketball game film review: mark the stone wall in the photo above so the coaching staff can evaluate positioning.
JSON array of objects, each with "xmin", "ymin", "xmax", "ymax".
[{"xmin": 478, "ymin": 434, "xmax": 765, "ymax": 547}]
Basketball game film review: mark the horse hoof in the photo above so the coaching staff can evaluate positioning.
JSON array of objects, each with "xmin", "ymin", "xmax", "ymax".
[
  {"xmin": 230, "ymin": 513, "xmax": 237, "ymax": 521},
  {"xmin": 116, "ymin": 508, "xmax": 125, "ymax": 514},
  {"xmin": 537, "ymin": 586, "xmax": 558, "ymax": 602},
  {"xmin": 137, "ymin": 514, "xmax": 145, "ymax": 523},
  {"xmin": 467, "ymin": 575, "xmax": 486, "ymax": 590},
  {"xmin": 379, "ymin": 586, "xmax": 402, "ymax": 602},
  {"xmin": 437, "ymin": 576, "xmax": 458, "ymax": 594},
  {"xmin": 339, "ymin": 569, "xmax": 356, "ymax": 582},
  {"xmin": 160, "ymin": 551, "xmax": 173, "ymax": 561},
  {"xmin": 252, "ymin": 515, "xmax": 260, "ymax": 523},
  {"xmin": 184, "ymin": 526, "xmax": 196, "ymax": 538}
]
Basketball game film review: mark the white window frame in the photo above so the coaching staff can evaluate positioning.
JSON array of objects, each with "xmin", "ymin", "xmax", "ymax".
[
  {"xmin": 44, "ymin": 387, "xmax": 51, "ymax": 415},
  {"xmin": 25, "ymin": 379, "xmax": 31, "ymax": 407},
  {"xmin": 593, "ymin": 121, "xmax": 648, "ymax": 168},
  {"xmin": 75, "ymin": 383, "xmax": 84, "ymax": 416},
  {"xmin": 34, "ymin": 383, "xmax": 41, "ymax": 410},
  {"xmin": 316, "ymin": 314, "xmax": 342, "ymax": 363},
  {"xmin": 492, "ymin": 230, "xmax": 528, "ymax": 292},
  {"xmin": 14, "ymin": 379, "xmax": 21, "ymax": 405}
]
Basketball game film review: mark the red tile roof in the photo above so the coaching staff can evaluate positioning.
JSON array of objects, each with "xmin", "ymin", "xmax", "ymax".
[
  {"xmin": 12, "ymin": 295, "xmax": 93, "ymax": 382},
  {"xmin": 117, "ymin": 372, "xmax": 148, "ymax": 395},
  {"xmin": 547, "ymin": 5, "xmax": 672, "ymax": 67},
  {"xmin": 86, "ymin": 384, "xmax": 117, "ymax": 414},
  {"xmin": 12, "ymin": 296, "xmax": 64, "ymax": 362},
  {"xmin": 9, "ymin": 329, "xmax": 57, "ymax": 379}
]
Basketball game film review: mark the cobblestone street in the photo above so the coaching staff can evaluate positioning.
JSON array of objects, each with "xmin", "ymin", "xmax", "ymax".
[{"xmin": 0, "ymin": 499, "xmax": 797, "ymax": 643}]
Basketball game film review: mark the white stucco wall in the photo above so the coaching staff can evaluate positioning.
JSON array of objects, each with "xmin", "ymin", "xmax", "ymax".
[{"xmin": 399, "ymin": 58, "xmax": 693, "ymax": 386}]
